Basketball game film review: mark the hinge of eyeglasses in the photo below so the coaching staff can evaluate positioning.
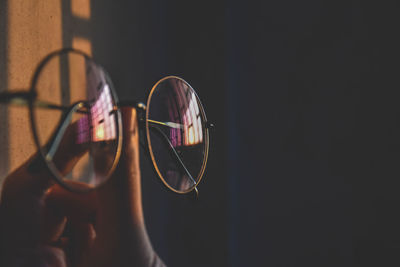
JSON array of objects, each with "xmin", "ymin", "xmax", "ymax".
[
  {"xmin": 193, "ymin": 186, "xmax": 199, "ymax": 199},
  {"xmin": 118, "ymin": 100, "xmax": 146, "ymax": 110},
  {"xmin": 186, "ymin": 186, "xmax": 199, "ymax": 202},
  {"xmin": 205, "ymin": 121, "xmax": 215, "ymax": 130},
  {"xmin": 134, "ymin": 103, "xmax": 147, "ymax": 124},
  {"xmin": 136, "ymin": 102, "xmax": 146, "ymax": 111}
]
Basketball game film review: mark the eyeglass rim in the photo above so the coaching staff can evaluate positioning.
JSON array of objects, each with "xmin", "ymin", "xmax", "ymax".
[
  {"xmin": 145, "ymin": 76, "xmax": 210, "ymax": 194},
  {"xmin": 27, "ymin": 49, "xmax": 210, "ymax": 195},
  {"xmin": 28, "ymin": 48, "xmax": 123, "ymax": 193}
]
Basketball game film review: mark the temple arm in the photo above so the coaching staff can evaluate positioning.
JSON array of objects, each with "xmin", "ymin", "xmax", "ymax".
[
  {"xmin": 148, "ymin": 125, "xmax": 197, "ymax": 187},
  {"xmin": 0, "ymin": 91, "xmax": 84, "ymax": 112}
]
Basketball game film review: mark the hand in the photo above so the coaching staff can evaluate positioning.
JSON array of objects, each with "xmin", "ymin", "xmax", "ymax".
[{"xmin": 0, "ymin": 107, "xmax": 165, "ymax": 267}]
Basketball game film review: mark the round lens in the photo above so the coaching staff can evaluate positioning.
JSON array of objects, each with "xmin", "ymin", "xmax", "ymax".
[
  {"xmin": 146, "ymin": 76, "xmax": 209, "ymax": 193},
  {"xmin": 30, "ymin": 49, "xmax": 122, "ymax": 191}
]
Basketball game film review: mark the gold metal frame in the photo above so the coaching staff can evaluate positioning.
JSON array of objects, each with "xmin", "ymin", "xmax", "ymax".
[
  {"xmin": 0, "ymin": 50, "xmax": 211, "ymax": 196},
  {"xmin": 145, "ymin": 76, "xmax": 210, "ymax": 195},
  {"xmin": 28, "ymin": 48, "xmax": 123, "ymax": 193}
]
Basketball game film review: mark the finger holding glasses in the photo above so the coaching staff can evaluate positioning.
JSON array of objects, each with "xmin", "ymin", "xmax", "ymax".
[
  {"xmin": 0, "ymin": 48, "xmax": 212, "ymax": 266},
  {"xmin": 0, "ymin": 108, "xmax": 164, "ymax": 266},
  {"xmin": 0, "ymin": 49, "xmax": 211, "ymax": 195},
  {"xmin": 0, "ymin": 120, "xmax": 94, "ymax": 266}
]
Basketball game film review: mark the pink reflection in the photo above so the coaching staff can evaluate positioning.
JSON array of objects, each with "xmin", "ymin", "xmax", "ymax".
[
  {"xmin": 90, "ymin": 84, "xmax": 116, "ymax": 142},
  {"xmin": 165, "ymin": 79, "xmax": 203, "ymax": 147},
  {"xmin": 75, "ymin": 83, "xmax": 116, "ymax": 145},
  {"xmin": 76, "ymin": 115, "xmax": 89, "ymax": 144}
]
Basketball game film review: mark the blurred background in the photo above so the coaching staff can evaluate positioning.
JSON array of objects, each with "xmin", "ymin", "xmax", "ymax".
[{"xmin": 2, "ymin": 0, "xmax": 400, "ymax": 266}]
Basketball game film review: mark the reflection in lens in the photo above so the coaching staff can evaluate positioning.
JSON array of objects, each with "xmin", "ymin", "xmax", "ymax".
[
  {"xmin": 31, "ymin": 50, "xmax": 121, "ymax": 190},
  {"xmin": 146, "ymin": 77, "xmax": 208, "ymax": 193}
]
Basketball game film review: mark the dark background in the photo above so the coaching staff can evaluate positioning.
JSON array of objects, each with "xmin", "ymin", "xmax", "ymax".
[
  {"xmin": 2, "ymin": 0, "xmax": 400, "ymax": 266},
  {"xmin": 90, "ymin": 1, "xmax": 400, "ymax": 266}
]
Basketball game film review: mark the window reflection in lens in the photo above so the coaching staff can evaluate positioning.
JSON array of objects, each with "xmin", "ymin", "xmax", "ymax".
[
  {"xmin": 86, "ymin": 62, "xmax": 118, "ymax": 185},
  {"xmin": 165, "ymin": 79, "xmax": 203, "ymax": 148},
  {"xmin": 89, "ymin": 84, "xmax": 116, "ymax": 142},
  {"xmin": 31, "ymin": 50, "xmax": 121, "ymax": 191},
  {"xmin": 147, "ymin": 77, "xmax": 207, "ymax": 192}
]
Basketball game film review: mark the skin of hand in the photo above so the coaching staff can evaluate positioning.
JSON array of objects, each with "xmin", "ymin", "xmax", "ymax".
[{"xmin": 0, "ymin": 107, "xmax": 163, "ymax": 267}]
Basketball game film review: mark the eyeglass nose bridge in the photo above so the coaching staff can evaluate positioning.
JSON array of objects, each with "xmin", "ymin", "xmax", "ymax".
[{"xmin": 117, "ymin": 100, "xmax": 146, "ymax": 109}]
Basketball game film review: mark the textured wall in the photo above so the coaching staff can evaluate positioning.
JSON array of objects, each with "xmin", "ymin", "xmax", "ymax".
[{"xmin": 0, "ymin": 0, "xmax": 93, "ymax": 183}]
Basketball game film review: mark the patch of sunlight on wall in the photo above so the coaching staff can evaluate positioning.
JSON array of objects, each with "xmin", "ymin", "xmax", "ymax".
[
  {"xmin": 72, "ymin": 37, "xmax": 92, "ymax": 56},
  {"xmin": 69, "ymin": 37, "xmax": 91, "ymax": 115},
  {"xmin": 71, "ymin": 0, "xmax": 91, "ymax": 20},
  {"xmin": 7, "ymin": 0, "xmax": 63, "ymax": 173},
  {"xmin": 1, "ymin": 0, "xmax": 93, "ymax": 190}
]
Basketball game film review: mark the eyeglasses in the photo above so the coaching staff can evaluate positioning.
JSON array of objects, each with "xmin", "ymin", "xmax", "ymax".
[{"xmin": 0, "ymin": 48, "xmax": 212, "ymax": 196}]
